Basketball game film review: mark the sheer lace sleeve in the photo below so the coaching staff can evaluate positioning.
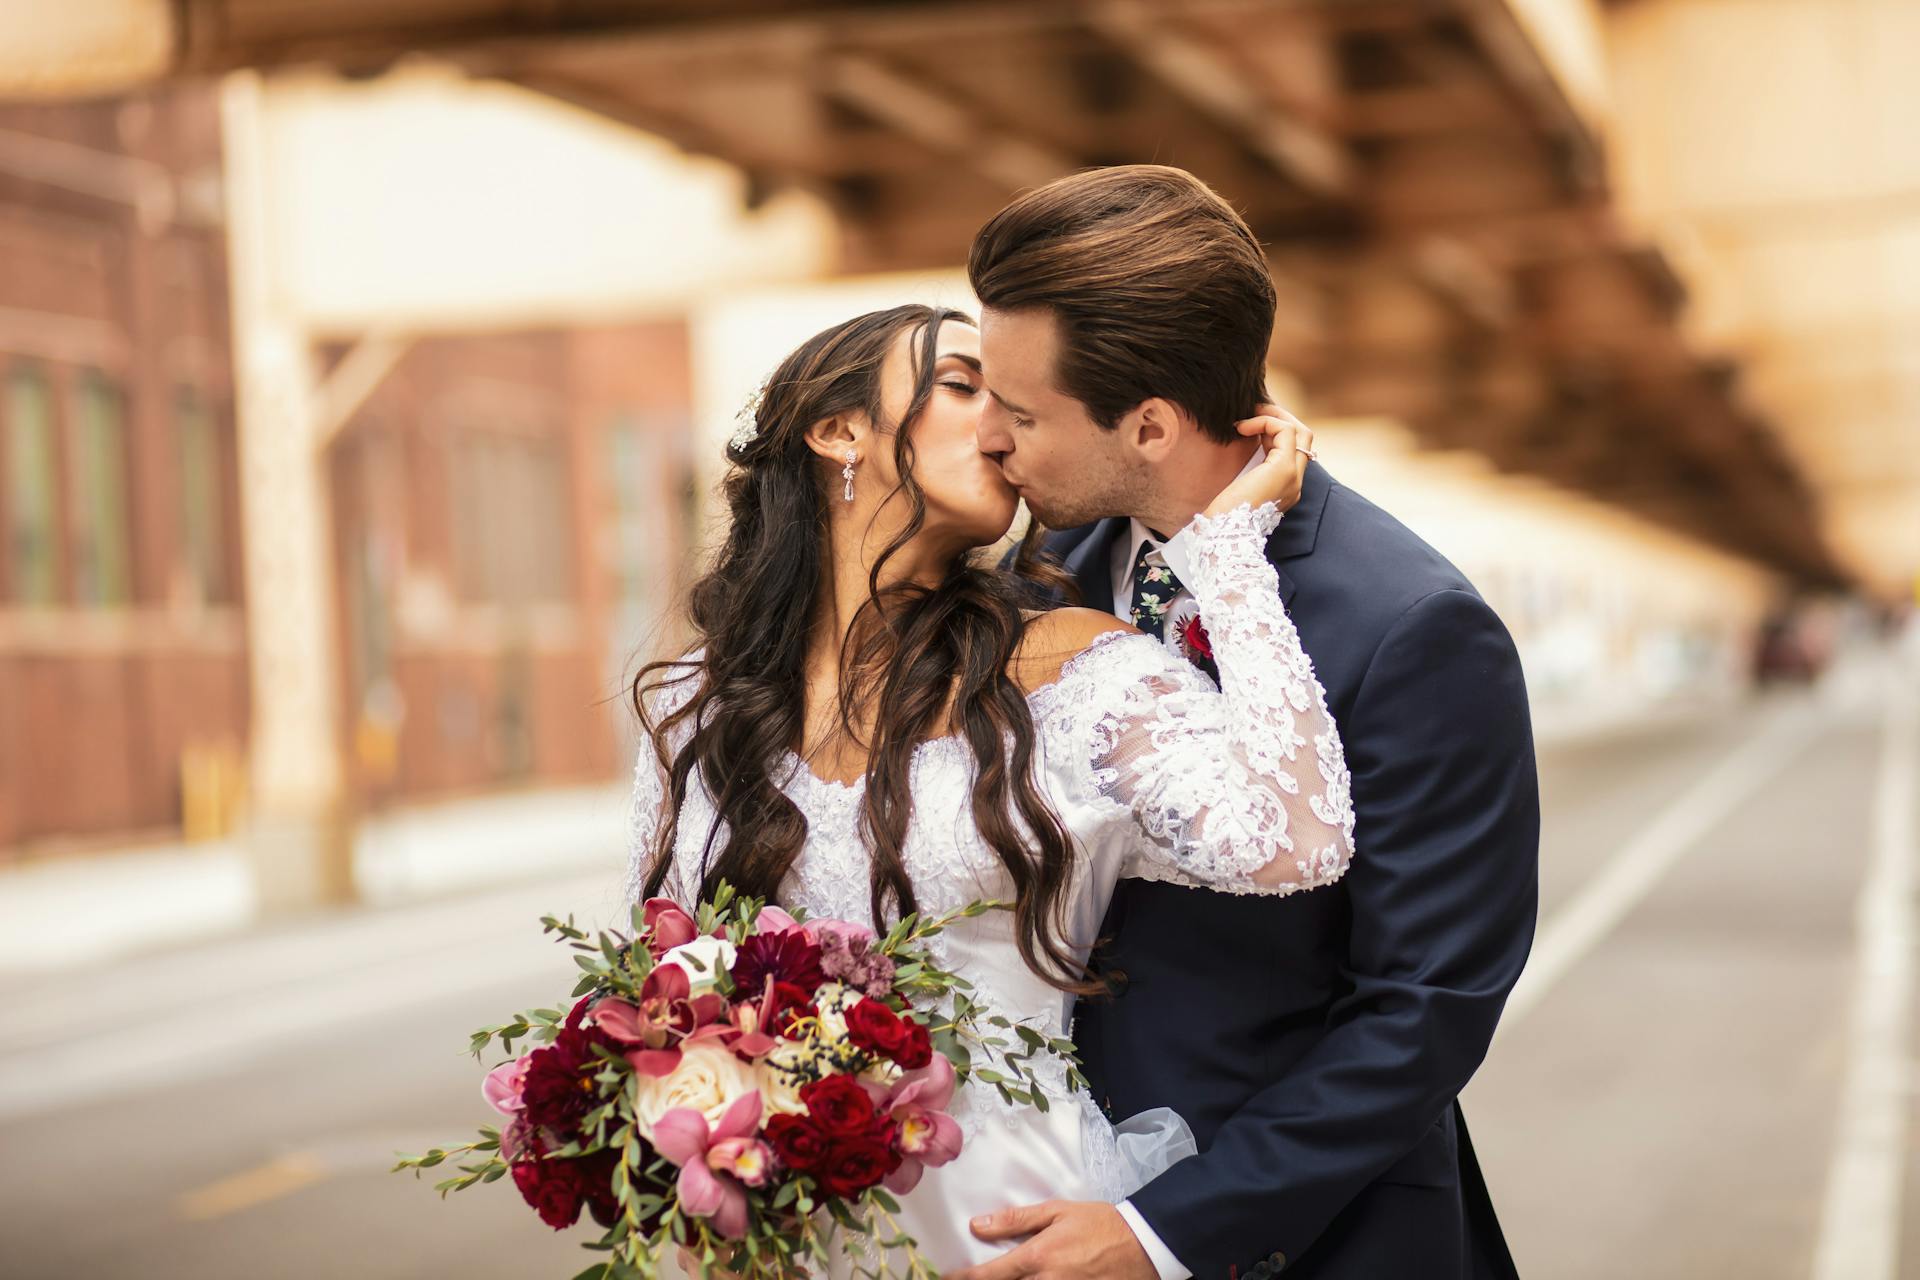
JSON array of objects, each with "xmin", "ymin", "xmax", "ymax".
[
  {"xmin": 620, "ymin": 659, "xmax": 704, "ymax": 910},
  {"xmin": 1045, "ymin": 502, "xmax": 1355, "ymax": 895}
]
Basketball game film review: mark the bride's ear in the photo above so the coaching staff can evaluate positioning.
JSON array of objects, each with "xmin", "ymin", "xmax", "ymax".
[{"xmin": 801, "ymin": 411, "xmax": 867, "ymax": 464}]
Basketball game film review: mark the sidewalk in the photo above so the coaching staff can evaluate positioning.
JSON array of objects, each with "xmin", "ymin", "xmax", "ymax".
[{"xmin": 0, "ymin": 781, "xmax": 632, "ymax": 975}]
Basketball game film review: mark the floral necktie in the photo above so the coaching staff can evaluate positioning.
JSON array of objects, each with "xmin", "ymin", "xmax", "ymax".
[
  {"xmin": 1129, "ymin": 540, "xmax": 1220, "ymax": 682},
  {"xmin": 1128, "ymin": 539, "xmax": 1182, "ymax": 640}
]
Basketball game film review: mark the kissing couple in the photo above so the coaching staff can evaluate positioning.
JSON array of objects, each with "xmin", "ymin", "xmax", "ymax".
[{"xmin": 623, "ymin": 164, "xmax": 1539, "ymax": 1280}]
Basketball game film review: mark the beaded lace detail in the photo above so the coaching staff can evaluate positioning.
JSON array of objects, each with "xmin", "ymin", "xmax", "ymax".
[
  {"xmin": 1038, "ymin": 501, "xmax": 1357, "ymax": 892},
  {"xmin": 619, "ymin": 498, "xmax": 1357, "ymax": 1135}
]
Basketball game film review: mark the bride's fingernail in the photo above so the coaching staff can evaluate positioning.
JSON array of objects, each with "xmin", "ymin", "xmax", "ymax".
[{"xmin": 972, "ymin": 1214, "xmax": 993, "ymax": 1230}]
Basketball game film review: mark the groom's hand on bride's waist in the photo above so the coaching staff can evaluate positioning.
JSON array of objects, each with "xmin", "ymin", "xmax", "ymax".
[{"xmin": 947, "ymin": 1201, "xmax": 1158, "ymax": 1280}]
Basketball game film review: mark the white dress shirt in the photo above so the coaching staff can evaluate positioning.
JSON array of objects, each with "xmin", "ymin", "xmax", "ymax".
[
  {"xmin": 1108, "ymin": 447, "xmax": 1266, "ymax": 1280},
  {"xmin": 1111, "ymin": 448, "xmax": 1267, "ymax": 624},
  {"xmin": 1116, "ymin": 1201, "xmax": 1193, "ymax": 1280}
]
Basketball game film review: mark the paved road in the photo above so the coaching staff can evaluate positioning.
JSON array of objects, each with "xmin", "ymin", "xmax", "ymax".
[{"xmin": 2, "ymin": 661, "xmax": 1915, "ymax": 1279}]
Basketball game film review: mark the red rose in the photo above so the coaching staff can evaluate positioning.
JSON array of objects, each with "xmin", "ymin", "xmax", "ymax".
[
  {"xmin": 801, "ymin": 1073, "xmax": 879, "ymax": 1136},
  {"xmin": 893, "ymin": 1018, "xmax": 933, "ymax": 1070},
  {"xmin": 817, "ymin": 1130, "xmax": 902, "ymax": 1198},
  {"xmin": 766, "ymin": 1112, "xmax": 831, "ymax": 1172},
  {"xmin": 511, "ymin": 1152, "xmax": 591, "ymax": 1230},
  {"xmin": 845, "ymin": 998, "xmax": 911, "ymax": 1061},
  {"xmin": 1177, "ymin": 613, "xmax": 1213, "ymax": 661}
]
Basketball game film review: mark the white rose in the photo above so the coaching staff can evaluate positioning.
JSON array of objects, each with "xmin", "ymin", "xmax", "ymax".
[
  {"xmin": 859, "ymin": 1057, "xmax": 903, "ymax": 1091},
  {"xmin": 631, "ymin": 1041, "xmax": 758, "ymax": 1141},
  {"xmin": 813, "ymin": 981, "xmax": 862, "ymax": 1045},
  {"xmin": 754, "ymin": 1040, "xmax": 814, "ymax": 1117},
  {"xmin": 658, "ymin": 935, "xmax": 737, "ymax": 990}
]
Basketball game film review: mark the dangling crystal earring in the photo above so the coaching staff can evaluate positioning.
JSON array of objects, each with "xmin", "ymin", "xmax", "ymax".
[{"xmin": 842, "ymin": 449, "xmax": 858, "ymax": 502}]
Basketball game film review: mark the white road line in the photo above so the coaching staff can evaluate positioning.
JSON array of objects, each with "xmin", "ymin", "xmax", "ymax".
[
  {"xmin": 1497, "ymin": 700, "xmax": 1813, "ymax": 1036},
  {"xmin": 1812, "ymin": 673, "xmax": 1919, "ymax": 1280}
]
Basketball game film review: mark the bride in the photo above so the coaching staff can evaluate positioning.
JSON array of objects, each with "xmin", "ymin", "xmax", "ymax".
[{"xmin": 621, "ymin": 303, "xmax": 1355, "ymax": 1271}]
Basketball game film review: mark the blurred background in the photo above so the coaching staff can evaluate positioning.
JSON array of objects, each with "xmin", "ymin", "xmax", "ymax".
[{"xmin": 0, "ymin": 1, "xmax": 1915, "ymax": 1277}]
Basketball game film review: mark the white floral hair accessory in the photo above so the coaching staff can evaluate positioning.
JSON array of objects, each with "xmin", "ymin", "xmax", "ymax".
[{"xmin": 726, "ymin": 381, "xmax": 768, "ymax": 454}]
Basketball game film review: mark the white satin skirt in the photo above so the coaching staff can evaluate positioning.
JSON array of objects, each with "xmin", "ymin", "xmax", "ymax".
[
  {"xmin": 839, "ymin": 1091, "xmax": 1197, "ymax": 1273},
  {"xmin": 651, "ymin": 1093, "xmax": 1194, "ymax": 1276}
]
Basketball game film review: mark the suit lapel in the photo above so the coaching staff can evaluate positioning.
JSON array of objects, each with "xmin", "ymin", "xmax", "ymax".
[
  {"xmin": 1262, "ymin": 461, "xmax": 1331, "ymax": 608},
  {"xmin": 1060, "ymin": 516, "xmax": 1125, "ymax": 615},
  {"xmin": 1272, "ymin": 561, "xmax": 1299, "ymax": 609},
  {"xmin": 1265, "ymin": 460, "xmax": 1330, "ymax": 562}
]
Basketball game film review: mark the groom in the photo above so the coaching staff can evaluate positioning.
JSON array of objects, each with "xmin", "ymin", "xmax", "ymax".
[{"xmin": 955, "ymin": 166, "xmax": 1539, "ymax": 1280}]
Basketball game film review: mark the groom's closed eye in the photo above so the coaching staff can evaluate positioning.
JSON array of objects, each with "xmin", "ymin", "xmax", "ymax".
[{"xmin": 989, "ymin": 390, "xmax": 1035, "ymax": 429}]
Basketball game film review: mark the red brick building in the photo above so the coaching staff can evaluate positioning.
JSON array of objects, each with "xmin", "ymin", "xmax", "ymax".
[
  {"xmin": 0, "ymin": 86, "xmax": 698, "ymax": 861},
  {"xmin": 327, "ymin": 324, "xmax": 698, "ymax": 811},
  {"xmin": 0, "ymin": 88, "xmax": 245, "ymax": 855}
]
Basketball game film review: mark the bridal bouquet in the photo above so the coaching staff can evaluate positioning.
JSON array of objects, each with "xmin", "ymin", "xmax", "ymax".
[{"xmin": 394, "ymin": 882, "xmax": 1077, "ymax": 1280}]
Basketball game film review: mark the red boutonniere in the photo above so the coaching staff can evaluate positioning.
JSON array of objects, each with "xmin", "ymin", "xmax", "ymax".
[{"xmin": 1176, "ymin": 613, "xmax": 1213, "ymax": 662}]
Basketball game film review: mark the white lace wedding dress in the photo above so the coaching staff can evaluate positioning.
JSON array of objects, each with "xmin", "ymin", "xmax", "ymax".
[{"xmin": 620, "ymin": 501, "xmax": 1356, "ymax": 1271}]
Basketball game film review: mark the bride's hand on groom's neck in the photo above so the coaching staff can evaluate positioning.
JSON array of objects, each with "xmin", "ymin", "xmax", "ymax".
[{"xmin": 1202, "ymin": 406, "xmax": 1315, "ymax": 520}]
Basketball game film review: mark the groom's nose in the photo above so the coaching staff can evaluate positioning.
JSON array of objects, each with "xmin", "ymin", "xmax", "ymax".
[{"xmin": 976, "ymin": 410, "xmax": 1013, "ymax": 459}]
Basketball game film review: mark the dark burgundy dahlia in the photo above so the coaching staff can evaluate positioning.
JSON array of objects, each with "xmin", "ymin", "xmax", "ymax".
[
  {"xmin": 731, "ymin": 929, "xmax": 826, "ymax": 994},
  {"xmin": 520, "ymin": 1021, "xmax": 615, "ymax": 1131}
]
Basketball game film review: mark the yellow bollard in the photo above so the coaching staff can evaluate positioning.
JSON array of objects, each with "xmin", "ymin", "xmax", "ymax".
[{"xmin": 180, "ymin": 741, "xmax": 247, "ymax": 842}]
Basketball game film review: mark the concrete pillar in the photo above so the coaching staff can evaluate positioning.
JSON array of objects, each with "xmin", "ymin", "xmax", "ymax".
[{"xmin": 219, "ymin": 72, "xmax": 356, "ymax": 912}]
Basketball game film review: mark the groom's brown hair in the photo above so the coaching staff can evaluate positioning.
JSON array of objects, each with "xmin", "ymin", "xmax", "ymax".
[{"xmin": 967, "ymin": 164, "xmax": 1276, "ymax": 445}]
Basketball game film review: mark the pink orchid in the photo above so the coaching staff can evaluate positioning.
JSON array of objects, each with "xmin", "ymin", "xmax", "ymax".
[
  {"xmin": 651, "ymin": 1092, "xmax": 764, "ymax": 1239},
  {"xmin": 714, "ymin": 976, "xmax": 798, "ymax": 1059},
  {"xmin": 874, "ymin": 1053, "xmax": 964, "ymax": 1194},
  {"xmin": 589, "ymin": 963, "xmax": 696, "ymax": 1077},
  {"xmin": 706, "ymin": 1136, "xmax": 775, "ymax": 1188},
  {"xmin": 642, "ymin": 897, "xmax": 699, "ymax": 954},
  {"xmin": 481, "ymin": 1056, "xmax": 530, "ymax": 1116},
  {"xmin": 688, "ymin": 991, "xmax": 730, "ymax": 1030}
]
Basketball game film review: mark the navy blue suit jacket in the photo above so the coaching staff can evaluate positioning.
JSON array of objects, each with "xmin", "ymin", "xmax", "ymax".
[{"xmin": 1040, "ymin": 463, "xmax": 1538, "ymax": 1279}]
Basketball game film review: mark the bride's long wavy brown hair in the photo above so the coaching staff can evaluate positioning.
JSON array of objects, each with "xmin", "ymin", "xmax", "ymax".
[{"xmin": 630, "ymin": 304, "xmax": 1097, "ymax": 993}]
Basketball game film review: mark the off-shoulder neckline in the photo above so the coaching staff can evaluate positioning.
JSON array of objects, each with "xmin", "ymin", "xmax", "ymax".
[{"xmin": 781, "ymin": 627, "xmax": 1149, "ymax": 795}]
